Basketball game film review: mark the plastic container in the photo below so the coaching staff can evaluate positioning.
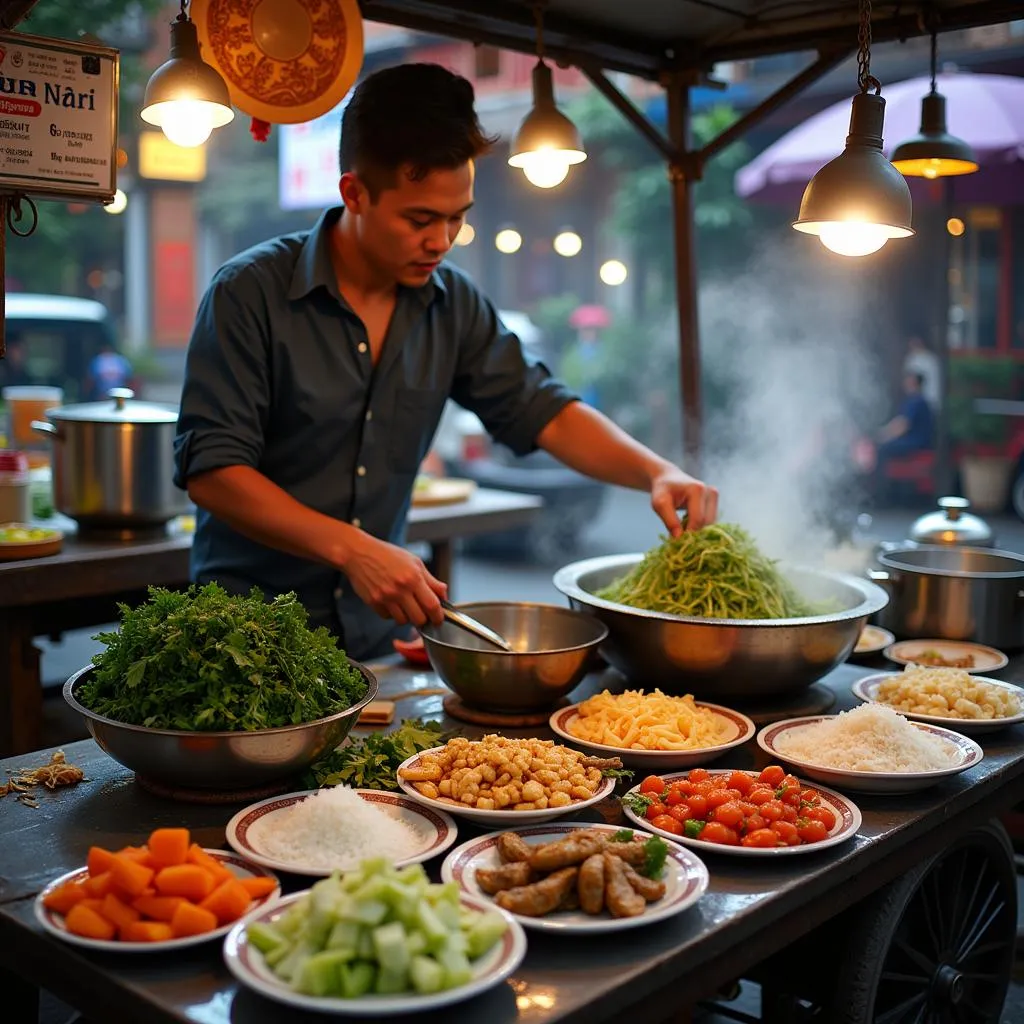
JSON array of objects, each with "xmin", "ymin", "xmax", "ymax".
[
  {"xmin": 0, "ymin": 450, "xmax": 31, "ymax": 523},
  {"xmin": 2, "ymin": 385, "xmax": 63, "ymax": 450}
]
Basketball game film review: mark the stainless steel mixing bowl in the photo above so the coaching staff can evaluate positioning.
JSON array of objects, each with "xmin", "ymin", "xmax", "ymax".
[
  {"xmin": 419, "ymin": 602, "xmax": 608, "ymax": 713},
  {"xmin": 553, "ymin": 554, "xmax": 889, "ymax": 699},
  {"xmin": 63, "ymin": 662, "xmax": 378, "ymax": 790}
]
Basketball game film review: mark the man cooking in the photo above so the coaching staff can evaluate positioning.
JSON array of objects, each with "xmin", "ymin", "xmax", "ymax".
[{"xmin": 173, "ymin": 63, "xmax": 717, "ymax": 661}]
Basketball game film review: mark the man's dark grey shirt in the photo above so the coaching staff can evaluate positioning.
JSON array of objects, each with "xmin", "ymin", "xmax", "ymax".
[{"xmin": 173, "ymin": 207, "xmax": 576, "ymax": 658}]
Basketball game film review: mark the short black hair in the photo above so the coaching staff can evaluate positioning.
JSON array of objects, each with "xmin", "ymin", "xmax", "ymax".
[{"xmin": 340, "ymin": 64, "xmax": 497, "ymax": 198}]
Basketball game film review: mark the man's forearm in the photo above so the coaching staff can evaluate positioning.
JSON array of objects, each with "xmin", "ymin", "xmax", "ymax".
[
  {"xmin": 187, "ymin": 466, "xmax": 359, "ymax": 569},
  {"xmin": 536, "ymin": 402, "xmax": 676, "ymax": 490}
]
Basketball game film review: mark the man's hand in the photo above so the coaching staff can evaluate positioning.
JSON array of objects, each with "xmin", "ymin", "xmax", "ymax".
[
  {"xmin": 650, "ymin": 466, "xmax": 719, "ymax": 535},
  {"xmin": 341, "ymin": 535, "xmax": 448, "ymax": 627}
]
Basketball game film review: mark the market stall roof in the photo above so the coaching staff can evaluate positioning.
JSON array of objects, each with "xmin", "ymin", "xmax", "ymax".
[{"xmin": 355, "ymin": 1, "xmax": 1022, "ymax": 80}]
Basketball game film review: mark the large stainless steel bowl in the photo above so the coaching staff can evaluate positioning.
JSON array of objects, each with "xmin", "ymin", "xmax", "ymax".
[
  {"xmin": 553, "ymin": 555, "xmax": 889, "ymax": 699},
  {"xmin": 63, "ymin": 662, "xmax": 378, "ymax": 790},
  {"xmin": 420, "ymin": 602, "xmax": 608, "ymax": 713}
]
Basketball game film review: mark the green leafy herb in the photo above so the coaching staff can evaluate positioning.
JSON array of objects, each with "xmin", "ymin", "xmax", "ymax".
[
  {"xmin": 302, "ymin": 719, "xmax": 452, "ymax": 790},
  {"xmin": 641, "ymin": 835, "xmax": 669, "ymax": 879},
  {"xmin": 79, "ymin": 584, "xmax": 367, "ymax": 731},
  {"xmin": 684, "ymin": 819, "xmax": 706, "ymax": 840},
  {"xmin": 610, "ymin": 829, "xmax": 635, "ymax": 843},
  {"xmin": 621, "ymin": 791, "xmax": 655, "ymax": 815},
  {"xmin": 600, "ymin": 766, "xmax": 635, "ymax": 781}
]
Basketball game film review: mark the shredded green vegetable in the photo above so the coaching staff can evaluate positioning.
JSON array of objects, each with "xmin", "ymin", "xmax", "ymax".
[{"xmin": 596, "ymin": 524, "xmax": 818, "ymax": 620}]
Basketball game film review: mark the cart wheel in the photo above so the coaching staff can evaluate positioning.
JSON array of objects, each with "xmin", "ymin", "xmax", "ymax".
[{"xmin": 829, "ymin": 822, "xmax": 1017, "ymax": 1024}]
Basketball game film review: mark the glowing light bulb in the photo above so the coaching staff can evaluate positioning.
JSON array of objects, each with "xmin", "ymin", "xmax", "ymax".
[
  {"xmin": 553, "ymin": 231, "xmax": 582, "ymax": 257},
  {"xmin": 142, "ymin": 99, "xmax": 232, "ymax": 147},
  {"xmin": 516, "ymin": 152, "xmax": 572, "ymax": 189},
  {"xmin": 103, "ymin": 189, "xmax": 128, "ymax": 215},
  {"xmin": 817, "ymin": 223, "xmax": 891, "ymax": 258},
  {"xmin": 495, "ymin": 229, "xmax": 522, "ymax": 254},
  {"xmin": 454, "ymin": 222, "xmax": 475, "ymax": 246},
  {"xmin": 599, "ymin": 259, "xmax": 628, "ymax": 286}
]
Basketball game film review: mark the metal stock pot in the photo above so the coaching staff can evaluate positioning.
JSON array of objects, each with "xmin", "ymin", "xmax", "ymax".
[
  {"xmin": 870, "ymin": 546, "xmax": 1024, "ymax": 649},
  {"xmin": 31, "ymin": 388, "xmax": 189, "ymax": 536}
]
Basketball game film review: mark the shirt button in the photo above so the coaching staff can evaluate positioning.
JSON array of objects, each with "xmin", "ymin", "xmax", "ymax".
[
  {"xmin": 333, "ymin": 586, "xmax": 343, "ymax": 599},
  {"xmin": 365, "ymin": 410, "xmax": 373, "ymax": 422},
  {"xmin": 357, "ymin": 465, "xmax": 367, "ymax": 477},
  {"xmin": 352, "ymin": 517, "xmax": 362, "ymax": 529},
  {"xmin": 357, "ymin": 342, "xmax": 368, "ymax": 354}
]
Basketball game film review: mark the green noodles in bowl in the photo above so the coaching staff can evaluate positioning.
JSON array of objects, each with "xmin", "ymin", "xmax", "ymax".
[{"xmin": 595, "ymin": 524, "xmax": 828, "ymax": 620}]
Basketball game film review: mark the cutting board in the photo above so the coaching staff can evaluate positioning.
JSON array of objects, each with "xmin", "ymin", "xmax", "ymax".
[{"xmin": 411, "ymin": 478, "xmax": 476, "ymax": 508}]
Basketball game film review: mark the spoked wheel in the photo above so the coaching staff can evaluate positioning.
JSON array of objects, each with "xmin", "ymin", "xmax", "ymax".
[{"xmin": 830, "ymin": 822, "xmax": 1017, "ymax": 1024}]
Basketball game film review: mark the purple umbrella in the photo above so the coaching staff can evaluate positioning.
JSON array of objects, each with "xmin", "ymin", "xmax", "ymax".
[{"xmin": 736, "ymin": 73, "xmax": 1024, "ymax": 205}]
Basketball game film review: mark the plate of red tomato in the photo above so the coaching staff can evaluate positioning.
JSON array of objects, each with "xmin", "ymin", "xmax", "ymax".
[{"xmin": 621, "ymin": 765, "xmax": 862, "ymax": 857}]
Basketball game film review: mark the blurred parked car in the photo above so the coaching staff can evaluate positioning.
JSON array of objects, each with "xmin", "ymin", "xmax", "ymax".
[
  {"xmin": 431, "ymin": 310, "xmax": 607, "ymax": 563},
  {"xmin": 1, "ymin": 293, "xmax": 134, "ymax": 402}
]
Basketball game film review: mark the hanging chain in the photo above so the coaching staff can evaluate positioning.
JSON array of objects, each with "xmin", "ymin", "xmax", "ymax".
[
  {"xmin": 856, "ymin": 0, "xmax": 880, "ymax": 94},
  {"xmin": 176, "ymin": 0, "xmax": 188, "ymax": 23},
  {"xmin": 533, "ymin": 2, "xmax": 546, "ymax": 60}
]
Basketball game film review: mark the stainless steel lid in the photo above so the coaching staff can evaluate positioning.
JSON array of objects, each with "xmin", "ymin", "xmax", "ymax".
[
  {"xmin": 44, "ymin": 388, "xmax": 179, "ymax": 425},
  {"xmin": 909, "ymin": 496, "xmax": 994, "ymax": 547}
]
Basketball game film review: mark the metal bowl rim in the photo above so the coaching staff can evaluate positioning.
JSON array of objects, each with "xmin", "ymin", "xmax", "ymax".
[
  {"xmin": 420, "ymin": 601, "xmax": 609, "ymax": 655},
  {"xmin": 878, "ymin": 544, "xmax": 1024, "ymax": 580},
  {"xmin": 62, "ymin": 660, "xmax": 379, "ymax": 738},
  {"xmin": 553, "ymin": 553, "xmax": 889, "ymax": 627}
]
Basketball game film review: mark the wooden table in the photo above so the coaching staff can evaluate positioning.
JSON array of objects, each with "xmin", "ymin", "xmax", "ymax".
[
  {"xmin": 0, "ymin": 488, "xmax": 541, "ymax": 756},
  {"xmin": 2, "ymin": 658, "xmax": 1023, "ymax": 1024}
]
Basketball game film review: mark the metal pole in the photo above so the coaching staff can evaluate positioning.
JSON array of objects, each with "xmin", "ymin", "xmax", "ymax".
[
  {"xmin": 0, "ymin": 195, "xmax": 6, "ymax": 359},
  {"xmin": 934, "ymin": 180, "xmax": 954, "ymax": 497},
  {"xmin": 665, "ymin": 77, "xmax": 702, "ymax": 471}
]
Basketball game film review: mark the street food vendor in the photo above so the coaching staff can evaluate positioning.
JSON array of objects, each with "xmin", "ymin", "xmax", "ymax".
[{"xmin": 173, "ymin": 63, "xmax": 718, "ymax": 660}]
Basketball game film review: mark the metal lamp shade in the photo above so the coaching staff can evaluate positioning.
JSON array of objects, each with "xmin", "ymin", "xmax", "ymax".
[
  {"xmin": 140, "ymin": 18, "xmax": 233, "ymax": 127},
  {"xmin": 508, "ymin": 61, "xmax": 585, "ymax": 167},
  {"xmin": 794, "ymin": 93, "xmax": 914, "ymax": 240},
  {"xmin": 891, "ymin": 91, "xmax": 978, "ymax": 178}
]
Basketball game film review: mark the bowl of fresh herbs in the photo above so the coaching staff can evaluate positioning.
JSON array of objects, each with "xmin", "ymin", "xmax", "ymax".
[{"xmin": 63, "ymin": 584, "xmax": 377, "ymax": 791}]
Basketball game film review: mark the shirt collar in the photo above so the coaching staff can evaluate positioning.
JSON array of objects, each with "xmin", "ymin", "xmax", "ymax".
[{"xmin": 288, "ymin": 206, "xmax": 448, "ymax": 307}]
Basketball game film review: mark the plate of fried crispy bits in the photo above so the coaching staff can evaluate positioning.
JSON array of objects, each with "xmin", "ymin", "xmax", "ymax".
[
  {"xmin": 441, "ymin": 823, "xmax": 708, "ymax": 933},
  {"xmin": 396, "ymin": 735, "xmax": 620, "ymax": 826}
]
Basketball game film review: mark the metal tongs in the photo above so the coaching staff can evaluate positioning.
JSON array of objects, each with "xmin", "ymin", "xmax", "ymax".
[{"xmin": 441, "ymin": 600, "xmax": 514, "ymax": 652}]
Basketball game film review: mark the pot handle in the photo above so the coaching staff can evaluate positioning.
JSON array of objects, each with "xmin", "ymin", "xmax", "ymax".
[
  {"xmin": 30, "ymin": 420, "xmax": 61, "ymax": 439},
  {"xmin": 867, "ymin": 569, "xmax": 893, "ymax": 589}
]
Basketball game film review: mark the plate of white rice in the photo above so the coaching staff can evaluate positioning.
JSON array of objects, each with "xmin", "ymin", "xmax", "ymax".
[
  {"xmin": 756, "ymin": 704, "xmax": 983, "ymax": 794},
  {"xmin": 851, "ymin": 668, "xmax": 1024, "ymax": 734},
  {"xmin": 225, "ymin": 787, "xmax": 458, "ymax": 876}
]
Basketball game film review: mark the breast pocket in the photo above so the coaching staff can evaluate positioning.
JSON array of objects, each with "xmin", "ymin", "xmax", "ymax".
[{"xmin": 388, "ymin": 387, "xmax": 444, "ymax": 473}]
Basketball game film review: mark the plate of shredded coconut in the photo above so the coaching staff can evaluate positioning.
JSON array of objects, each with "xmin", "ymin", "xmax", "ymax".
[
  {"xmin": 756, "ymin": 705, "xmax": 983, "ymax": 794},
  {"xmin": 225, "ymin": 787, "xmax": 458, "ymax": 876}
]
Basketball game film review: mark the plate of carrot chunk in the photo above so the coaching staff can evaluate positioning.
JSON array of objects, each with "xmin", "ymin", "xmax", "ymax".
[{"xmin": 34, "ymin": 826, "xmax": 280, "ymax": 951}]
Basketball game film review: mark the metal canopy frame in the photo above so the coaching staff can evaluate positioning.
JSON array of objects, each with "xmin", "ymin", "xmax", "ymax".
[{"xmin": 2, "ymin": 0, "xmax": 1021, "ymax": 466}]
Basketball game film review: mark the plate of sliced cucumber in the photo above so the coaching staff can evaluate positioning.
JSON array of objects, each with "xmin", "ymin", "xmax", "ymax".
[{"xmin": 223, "ymin": 858, "xmax": 526, "ymax": 1015}]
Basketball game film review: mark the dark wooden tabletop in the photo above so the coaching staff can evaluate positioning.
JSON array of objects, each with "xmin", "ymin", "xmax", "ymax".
[
  {"xmin": 3, "ymin": 656, "xmax": 1024, "ymax": 1024},
  {"xmin": 0, "ymin": 488, "xmax": 543, "ymax": 609}
]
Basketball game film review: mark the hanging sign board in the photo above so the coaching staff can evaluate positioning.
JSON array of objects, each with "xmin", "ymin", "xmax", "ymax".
[{"xmin": 0, "ymin": 31, "xmax": 119, "ymax": 203}]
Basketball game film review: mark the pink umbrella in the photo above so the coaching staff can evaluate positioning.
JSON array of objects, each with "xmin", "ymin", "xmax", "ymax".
[
  {"xmin": 570, "ymin": 304, "xmax": 612, "ymax": 329},
  {"xmin": 735, "ymin": 73, "xmax": 1024, "ymax": 205}
]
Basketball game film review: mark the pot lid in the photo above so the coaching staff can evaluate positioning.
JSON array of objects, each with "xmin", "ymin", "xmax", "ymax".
[
  {"xmin": 191, "ymin": 0, "xmax": 364, "ymax": 126},
  {"xmin": 909, "ymin": 496, "xmax": 994, "ymax": 546},
  {"xmin": 45, "ymin": 388, "xmax": 178, "ymax": 425}
]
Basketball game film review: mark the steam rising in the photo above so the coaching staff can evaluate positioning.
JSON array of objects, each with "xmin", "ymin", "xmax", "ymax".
[{"xmin": 700, "ymin": 237, "xmax": 892, "ymax": 563}]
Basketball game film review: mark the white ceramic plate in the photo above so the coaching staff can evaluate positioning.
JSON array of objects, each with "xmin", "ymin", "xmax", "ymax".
[
  {"xmin": 395, "ymin": 746, "xmax": 616, "ymax": 826},
  {"xmin": 853, "ymin": 625, "xmax": 894, "ymax": 656},
  {"xmin": 223, "ymin": 889, "xmax": 526, "ymax": 1016},
  {"xmin": 757, "ymin": 716, "xmax": 983, "ymax": 794},
  {"xmin": 620, "ymin": 770, "xmax": 862, "ymax": 857},
  {"xmin": 225, "ymin": 789, "xmax": 459, "ymax": 876},
  {"xmin": 548, "ymin": 700, "xmax": 755, "ymax": 770},
  {"xmin": 850, "ymin": 673, "xmax": 1024, "ymax": 735},
  {"xmin": 35, "ymin": 849, "xmax": 280, "ymax": 952},
  {"xmin": 440, "ymin": 822, "xmax": 708, "ymax": 933},
  {"xmin": 883, "ymin": 639, "xmax": 1009, "ymax": 674}
]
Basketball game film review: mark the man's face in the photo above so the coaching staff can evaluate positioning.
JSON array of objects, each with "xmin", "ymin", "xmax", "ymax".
[{"xmin": 341, "ymin": 162, "xmax": 474, "ymax": 288}]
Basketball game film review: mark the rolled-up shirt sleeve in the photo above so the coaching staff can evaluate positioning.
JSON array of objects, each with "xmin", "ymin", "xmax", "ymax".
[
  {"xmin": 449, "ymin": 283, "xmax": 578, "ymax": 456},
  {"xmin": 173, "ymin": 267, "xmax": 271, "ymax": 490}
]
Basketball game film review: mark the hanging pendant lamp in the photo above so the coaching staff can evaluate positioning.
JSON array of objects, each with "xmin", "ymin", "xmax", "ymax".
[
  {"xmin": 141, "ymin": 0, "xmax": 234, "ymax": 148},
  {"xmin": 891, "ymin": 30, "xmax": 978, "ymax": 179},
  {"xmin": 792, "ymin": 0, "xmax": 913, "ymax": 257},
  {"xmin": 508, "ymin": 4, "xmax": 586, "ymax": 189}
]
